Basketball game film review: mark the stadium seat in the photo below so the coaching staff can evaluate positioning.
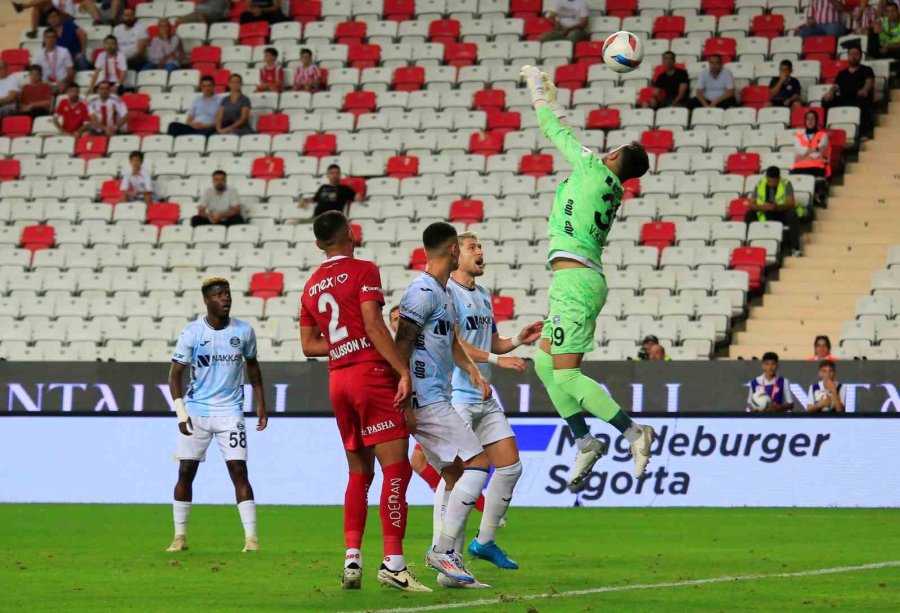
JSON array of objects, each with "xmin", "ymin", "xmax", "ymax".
[
  {"xmin": 740, "ymin": 85, "xmax": 770, "ymax": 110},
  {"xmin": 802, "ymin": 35, "xmax": 836, "ymax": 62},
  {"xmin": 1, "ymin": 116, "xmax": 31, "ymax": 139},
  {"xmin": 386, "ymin": 155, "xmax": 419, "ymax": 178},
  {"xmin": 792, "ymin": 106, "xmax": 825, "ymax": 128},
  {"xmin": 189, "ymin": 45, "xmax": 222, "ymax": 71},
  {"xmin": 383, "ymin": 0, "xmax": 413, "ymax": 21},
  {"xmin": 522, "ymin": 16, "xmax": 553, "ymax": 41},
  {"xmin": 343, "ymin": 91, "xmax": 377, "ymax": 118},
  {"xmin": 469, "ymin": 130, "xmax": 504, "ymax": 156},
  {"xmin": 820, "ymin": 59, "xmax": 848, "ymax": 84},
  {"xmin": 510, "ymin": 0, "xmax": 542, "ymax": 17},
  {"xmin": 449, "ymin": 199, "xmax": 484, "ymax": 224},
  {"xmin": 410, "ymin": 247, "xmax": 427, "ymax": 270},
  {"xmin": 702, "ymin": 37, "xmax": 736, "ymax": 62},
  {"xmin": 587, "ymin": 108, "xmax": 621, "ymax": 130},
  {"xmin": 728, "ymin": 198, "xmax": 751, "ymax": 222},
  {"xmin": 486, "ymin": 110, "xmax": 521, "ymax": 134},
  {"xmin": 392, "ymin": 66, "xmax": 425, "ymax": 91},
  {"xmin": 348, "ymin": 43, "xmax": 381, "ymax": 69},
  {"xmin": 750, "ymin": 14, "xmax": 783, "ymax": 39},
  {"xmin": 0, "ymin": 159, "xmax": 20, "ymax": 182},
  {"xmin": 249, "ymin": 272, "xmax": 284, "ymax": 299},
  {"xmin": 256, "ymin": 113, "xmax": 289, "ymax": 135},
  {"xmin": 444, "ymin": 42, "xmax": 477, "ymax": 67},
  {"xmin": 291, "ymin": 0, "xmax": 322, "ymax": 24},
  {"xmin": 641, "ymin": 221, "xmax": 676, "ymax": 251},
  {"xmin": 606, "ymin": 0, "xmax": 638, "ymax": 18},
  {"xmin": 100, "ymin": 180, "xmax": 123, "ymax": 204},
  {"xmin": 303, "ymin": 134, "xmax": 337, "ymax": 158},
  {"xmin": 730, "ymin": 246, "xmax": 766, "ymax": 292},
  {"xmin": 238, "ymin": 21, "xmax": 269, "ymax": 46},
  {"xmin": 335, "ymin": 20, "xmax": 367, "ymax": 45},
  {"xmin": 251, "ymin": 156, "xmax": 285, "ymax": 181},
  {"xmin": 473, "ymin": 89, "xmax": 505, "ymax": 114},
  {"xmin": 429, "ymin": 19, "xmax": 460, "ymax": 44},
  {"xmin": 701, "ymin": 0, "xmax": 735, "ymax": 17},
  {"xmin": 146, "ymin": 202, "xmax": 180, "ymax": 229},
  {"xmin": 725, "ymin": 153, "xmax": 760, "ymax": 176},
  {"xmin": 574, "ymin": 41, "xmax": 604, "ymax": 66},
  {"xmin": 519, "ymin": 153, "xmax": 553, "ymax": 177},
  {"xmin": 554, "ymin": 64, "xmax": 587, "ymax": 90},
  {"xmin": 75, "ymin": 136, "xmax": 108, "ymax": 160},
  {"xmin": 121, "ymin": 93, "xmax": 150, "ymax": 115},
  {"xmin": 653, "ymin": 16, "xmax": 685, "ymax": 40},
  {"xmin": 492, "ymin": 295, "xmax": 515, "ymax": 322},
  {"xmin": 127, "ymin": 114, "xmax": 160, "ymax": 136},
  {"xmin": 640, "ymin": 129, "xmax": 674, "ymax": 155}
]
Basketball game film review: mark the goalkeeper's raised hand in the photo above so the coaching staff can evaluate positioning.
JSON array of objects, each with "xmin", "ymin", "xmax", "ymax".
[
  {"xmin": 541, "ymin": 71, "xmax": 567, "ymax": 121},
  {"xmin": 520, "ymin": 64, "xmax": 547, "ymax": 106}
]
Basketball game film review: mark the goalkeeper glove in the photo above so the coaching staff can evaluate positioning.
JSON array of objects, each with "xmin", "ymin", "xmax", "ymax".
[
  {"xmin": 541, "ymin": 71, "xmax": 567, "ymax": 120},
  {"xmin": 520, "ymin": 64, "xmax": 546, "ymax": 104}
]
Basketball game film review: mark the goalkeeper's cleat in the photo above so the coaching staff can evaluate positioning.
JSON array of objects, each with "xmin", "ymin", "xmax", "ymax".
[
  {"xmin": 425, "ymin": 549, "xmax": 476, "ymax": 584},
  {"xmin": 467, "ymin": 538, "xmax": 519, "ymax": 570},
  {"xmin": 630, "ymin": 425, "xmax": 656, "ymax": 477},
  {"xmin": 377, "ymin": 565, "xmax": 432, "ymax": 592},
  {"xmin": 166, "ymin": 535, "xmax": 188, "ymax": 552},
  {"xmin": 437, "ymin": 573, "xmax": 492, "ymax": 589},
  {"xmin": 342, "ymin": 563, "xmax": 362, "ymax": 590},
  {"xmin": 242, "ymin": 536, "xmax": 259, "ymax": 553},
  {"xmin": 567, "ymin": 438, "xmax": 608, "ymax": 493}
]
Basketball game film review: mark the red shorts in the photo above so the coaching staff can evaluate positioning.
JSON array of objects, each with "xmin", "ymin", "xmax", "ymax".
[{"xmin": 330, "ymin": 361, "xmax": 409, "ymax": 451}]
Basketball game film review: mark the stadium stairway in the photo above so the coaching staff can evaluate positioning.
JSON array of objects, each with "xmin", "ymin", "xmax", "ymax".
[
  {"xmin": 730, "ymin": 88, "xmax": 900, "ymax": 360},
  {"xmin": 0, "ymin": 5, "xmax": 27, "ymax": 50}
]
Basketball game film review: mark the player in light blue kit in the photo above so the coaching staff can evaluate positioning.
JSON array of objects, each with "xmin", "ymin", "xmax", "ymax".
[
  {"xmin": 166, "ymin": 277, "xmax": 268, "ymax": 554},
  {"xmin": 446, "ymin": 231, "xmax": 543, "ymax": 575},
  {"xmin": 394, "ymin": 222, "xmax": 492, "ymax": 587}
]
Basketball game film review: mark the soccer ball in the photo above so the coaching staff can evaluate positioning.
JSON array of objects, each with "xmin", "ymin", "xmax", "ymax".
[
  {"xmin": 749, "ymin": 389, "xmax": 771, "ymax": 412},
  {"xmin": 602, "ymin": 31, "xmax": 644, "ymax": 74},
  {"xmin": 814, "ymin": 389, "xmax": 833, "ymax": 411}
]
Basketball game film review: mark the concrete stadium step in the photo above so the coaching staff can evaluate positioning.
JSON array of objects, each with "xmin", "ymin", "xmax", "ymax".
[
  {"xmin": 817, "ymin": 209, "xmax": 900, "ymax": 223},
  {"xmin": 744, "ymin": 319, "xmax": 838, "ymax": 333},
  {"xmin": 781, "ymin": 257, "xmax": 885, "ymax": 271},
  {"xmin": 801, "ymin": 244, "xmax": 888, "ymax": 259},
  {"xmin": 759, "ymin": 293, "xmax": 858, "ymax": 310},
  {"xmin": 749, "ymin": 307, "xmax": 842, "ymax": 321},
  {"xmin": 776, "ymin": 268, "xmax": 869, "ymax": 284},
  {"xmin": 733, "ymin": 330, "xmax": 822, "ymax": 347},
  {"xmin": 808, "ymin": 221, "xmax": 900, "ymax": 234},
  {"xmin": 728, "ymin": 344, "xmax": 811, "ymax": 359},
  {"xmin": 805, "ymin": 233, "xmax": 897, "ymax": 247},
  {"xmin": 766, "ymin": 280, "xmax": 870, "ymax": 295}
]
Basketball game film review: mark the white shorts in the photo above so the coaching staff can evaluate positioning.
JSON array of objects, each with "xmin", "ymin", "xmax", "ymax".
[
  {"xmin": 412, "ymin": 401, "xmax": 484, "ymax": 470},
  {"xmin": 176, "ymin": 416, "xmax": 248, "ymax": 463},
  {"xmin": 452, "ymin": 398, "xmax": 515, "ymax": 447}
]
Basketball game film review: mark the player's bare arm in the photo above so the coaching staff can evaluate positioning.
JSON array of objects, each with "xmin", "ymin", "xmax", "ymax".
[
  {"xmin": 245, "ymin": 357, "xmax": 268, "ymax": 431},
  {"xmin": 454, "ymin": 325, "xmax": 526, "ymax": 373},
  {"xmin": 299, "ymin": 325, "xmax": 330, "ymax": 357},
  {"xmin": 361, "ymin": 300, "xmax": 412, "ymax": 408},
  {"xmin": 452, "ymin": 335, "xmax": 491, "ymax": 401},
  {"xmin": 168, "ymin": 360, "xmax": 192, "ymax": 436},
  {"xmin": 491, "ymin": 320, "xmax": 544, "ymax": 354},
  {"xmin": 393, "ymin": 316, "xmax": 424, "ymax": 427}
]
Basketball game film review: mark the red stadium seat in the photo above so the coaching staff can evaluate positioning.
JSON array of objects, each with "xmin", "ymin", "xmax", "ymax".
[
  {"xmin": 728, "ymin": 198, "xmax": 751, "ymax": 222},
  {"xmin": 256, "ymin": 113, "xmax": 289, "ymax": 135},
  {"xmin": 127, "ymin": 114, "xmax": 160, "ymax": 136},
  {"xmin": 554, "ymin": 63, "xmax": 587, "ymax": 90},
  {"xmin": 750, "ymin": 14, "xmax": 784, "ymax": 39},
  {"xmin": 290, "ymin": 0, "xmax": 321, "ymax": 24},
  {"xmin": 303, "ymin": 133, "xmax": 337, "ymax": 158},
  {"xmin": 0, "ymin": 115, "xmax": 32, "ymax": 138},
  {"xmin": 519, "ymin": 153, "xmax": 553, "ymax": 177},
  {"xmin": 473, "ymin": 89, "xmax": 506, "ymax": 113},
  {"xmin": 623, "ymin": 178, "xmax": 641, "ymax": 197},
  {"xmin": 383, "ymin": 0, "xmax": 414, "ymax": 21},
  {"xmin": 100, "ymin": 180, "xmax": 123, "ymax": 204},
  {"xmin": 410, "ymin": 247, "xmax": 427, "ymax": 270},
  {"xmin": 444, "ymin": 42, "xmax": 477, "ymax": 67},
  {"xmin": 75, "ymin": 135, "xmax": 107, "ymax": 160},
  {"xmin": 486, "ymin": 110, "xmax": 521, "ymax": 133},
  {"xmin": 725, "ymin": 153, "xmax": 760, "ymax": 176},
  {"xmin": 792, "ymin": 105, "xmax": 824, "ymax": 128},
  {"xmin": 653, "ymin": 16, "xmax": 685, "ymax": 40},
  {"xmin": 701, "ymin": 0, "xmax": 734, "ymax": 17},
  {"xmin": 386, "ymin": 155, "xmax": 419, "ymax": 178},
  {"xmin": 731, "ymin": 246, "xmax": 766, "ymax": 292},
  {"xmin": 491, "ymin": 295, "xmax": 515, "ymax": 322},
  {"xmin": 639, "ymin": 129, "xmax": 674, "ymax": 155},
  {"xmin": 348, "ymin": 43, "xmax": 381, "ymax": 69},
  {"xmin": 20, "ymin": 224, "xmax": 54, "ymax": 253},
  {"xmin": 190, "ymin": 45, "xmax": 221, "ymax": 71},
  {"xmin": 340, "ymin": 177, "xmax": 367, "ymax": 199},
  {"xmin": 820, "ymin": 59, "xmax": 848, "ymax": 84},
  {"xmin": 121, "ymin": 93, "xmax": 150, "ymax": 114},
  {"xmin": 641, "ymin": 221, "xmax": 676, "ymax": 251},
  {"xmin": 605, "ymin": 0, "xmax": 637, "ymax": 18},
  {"xmin": 522, "ymin": 16, "xmax": 553, "ymax": 41},
  {"xmin": 251, "ymin": 156, "xmax": 285, "ymax": 180},
  {"xmin": 638, "ymin": 86, "xmax": 664, "ymax": 107},
  {"xmin": 211, "ymin": 68, "xmax": 232, "ymax": 92},
  {"xmin": 146, "ymin": 202, "xmax": 180, "ymax": 229},
  {"xmin": 238, "ymin": 21, "xmax": 269, "ymax": 46},
  {"xmin": 510, "ymin": 0, "xmax": 543, "ymax": 17},
  {"xmin": 428, "ymin": 19, "xmax": 460, "ymax": 45},
  {"xmin": 344, "ymin": 91, "xmax": 376, "ymax": 117},
  {"xmin": 0, "ymin": 159, "xmax": 20, "ymax": 181},
  {"xmin": 249, "ymin": 272, "xmax": 284, "ymax": 299},
  {"xmin": 702, "ymin": 37, "xmax": 736, "ymax": 62},
  {"xmin": 448, "ymin": 199, "xmax": 484, "ymax": 224},
  {"xmin": 350, "ymin": 222, "xmax": 363, "ymax": 246},
  {"xmin": 335, "ymin": 21, "xmax": 367, "ymax": 45},
  {"xmin": 1, "ymin": 48, "xmax": 29, "ymax": 73},
  {"xmin": 828, "ymin": 128, "xmax": 846, "ymax": 174},
  {"xmin": 740, "ymin": 85, "xmax": 770, "ymax": 110},
  {"xmin": 802, "ymin": 35, "xmax": 836, "ymax": 62},
  {"xmin": 392, "ymin": 66, "xmax": 425, "ymax": 91},
  {"xmin": 586, "ymin": 108, "xmax": 621, "ymax": 130},
  {"xmin": 574, "ymin": 41, "xmax": 604, "ymax": 66},
  {"xmin": 468, "ymin": 130, "xmax": 504, "ymax": 156}
]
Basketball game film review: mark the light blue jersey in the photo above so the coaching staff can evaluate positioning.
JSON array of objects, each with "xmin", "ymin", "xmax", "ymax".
[
  {"xmin": 172, "ymin": 317, "xmax": 257, "ymax": 417},
  {"xmin": 399, "ymin": 272, "xmax": 457, "ymax": 409},
  {"xmin": 448, "ymin": 278, "xmax": 496, "ymax": 404}
]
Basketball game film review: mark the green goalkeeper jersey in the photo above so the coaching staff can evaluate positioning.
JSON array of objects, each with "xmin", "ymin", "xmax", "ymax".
[{"xmin": 537, "ymin": 105, "xmax": 624, "ymax": 272}]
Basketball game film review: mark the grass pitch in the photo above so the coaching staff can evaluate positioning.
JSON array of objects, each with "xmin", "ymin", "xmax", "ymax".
[{"xmin": 2, "ymin": 505, "xmax": 898, "ymax": 612}]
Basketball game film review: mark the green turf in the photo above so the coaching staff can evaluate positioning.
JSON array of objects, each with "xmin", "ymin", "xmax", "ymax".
[{"xmin": 2, "ymin": 505, "xmax": 899, "ymax": 612}]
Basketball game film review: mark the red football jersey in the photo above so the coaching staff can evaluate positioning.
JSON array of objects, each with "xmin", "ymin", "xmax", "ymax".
[
  {"xmin": 259, "ymin": 65, "xmax": 284, "ymax": 91},
  {"xmin": 300, "ymin": 256, "xmax": 388, "ymax": 370},
  {"xmin": 55, "ymin": 98, "xmax": 89, "ymax": 134}
]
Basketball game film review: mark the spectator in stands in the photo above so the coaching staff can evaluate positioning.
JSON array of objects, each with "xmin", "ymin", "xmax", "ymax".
[
  {"xmin": 143, "ymin": 18, "xmax": 183, "ymax": 73},
  {"xmin": 769, "ymin": 60, "xmax": 802, "ymax": 109},
  {"xmin": 120, "ymin": 151, "xmax": 154, "ymax": 205},
  {"xmin": 178, "ymin": 0, "xmax": 228, "ymax": 25},
  {"xmin": 792, "ymin": 110, "xmax": 831, "ymax": 206},
  {"xmin": 18, "ymin": 66, "xmax": 53, "ymax": 118},
  {"xmin": 167, "ymin": 75, "xmax": 219, "ymax": 137},
  {"xmin": 299, "ymin": 164, "xmax": 362, "ymax": 218},
  {"xmin": 637, "ymin": 334, "xmax": 659, "ymax": 360},
  {"xmin": 192, "ymin": 170, "xmax": 246, "ymax": 227},
  {"xmin": 113, "ymin": 8, "xmax": 149, "ymax": 70},
  {"xmin": 52, "ymin": 81, "xmax": 89, "ymax": 135},
  {"xmin": 687, "ymin": 54, "xmax": 736, "ymax": 110},
  {"xmin": 34, "ymin": 28, "xmax": 74, "ymax": 94},
  {"xmin": 78, "ymin": 0, "xmax": 122, "ymax": 25},
  {"xmin": 0, "ymin": 61, "xmax": 21, "ymax": 117},
  {"xmin": 540, "ymin": 0, "xmax": 590, "ymax": 43},
  {"xmin": 746, "ymin": 166, "xmax": 802, "ymax": 257},
  {"xmin": 797, "ymin": 0, "xmax": 849, "ymax": 38},
  {"xmin": 389, "ymin": 305, "xmax": 400, "ymax": 334},
  {"xmin": 256, "ymin": 47, "xmax": 284, "ymax": 93},
  {"xmin": 87, "ymin": 80, "xmax": 127, "ymax": 136},
  {"xmin": 807, "ymin": 335, "xmax": 838, "ymax": 361},
  {"xmin": 45, "ymin": 8, "xmax": 91, "ymax": 71},
  {"xmin": 873, "ymin": 1, "xmax": 900, "ymax": 59},
  {"xmin": 643, "ymin": 51, "xmax": 689, "ymax": 109},
  {"xmin": 850, "ymin": 0, "xmax": 880, "ymax": 35},
  {"xmin": 747, "ymin": 352, "xmax": 795, "ymax": 412},
  {"xmin": 216, "ymin": 74, "xmax": 252, "ymax": 136},
  {"xmin": 293, "ymin": 48, "xmax": 323, "ymax": 92},
  {"xmin": 12, "ymin": 0, "xmax": 73, "ymax": 40},
  {"xmin": 239, "ymin": 0, "xmax": 286, "ymax": 25},
  {"xmin": 648, "ymin": 344, "xmax": 670, "ymax": 361},
  {"xmin": 806, "ymin": 360, "xmax": 846, "ymax": 413},
  {"xmin": 90, "ymin": 35, "xmax": 127, "ymax": 93},
  {"xmin": 822, "ymin": 44, "xmax": 875, "ymax": 138}
]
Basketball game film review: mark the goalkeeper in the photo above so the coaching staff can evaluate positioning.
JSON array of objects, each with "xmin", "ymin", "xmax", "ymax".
[{"xmin": 520, "ymin": 65, "xmax": 655, "ymax": 492}]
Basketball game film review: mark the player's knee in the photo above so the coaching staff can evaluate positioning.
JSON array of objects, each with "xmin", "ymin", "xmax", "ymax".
[
  {"xmin": 463, "ymin": 451, "xmax": 490, "ymax": 471},
  {"xmin": 177, "ymin": 461, "xmax": 198, "ymax": 481},
  {"xmin": 494, "ymin": 460, "xmax": 522, "ymax": 482},
  {"xmin": 226, "ymin": 460, "xmax": 249, "ymax": 482},
  {"xmin": 552, "ymin": 368, "xmax": 582, "ymax": 394}
]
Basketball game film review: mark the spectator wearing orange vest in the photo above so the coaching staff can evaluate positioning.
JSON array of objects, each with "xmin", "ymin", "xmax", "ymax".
[
  {"xmin": 792, "ymin": 110, "xmax": 830, "ymax": 179},
  {"xmin": 807, "ymin": 335, "xmax": 838, "ymax": 361}
]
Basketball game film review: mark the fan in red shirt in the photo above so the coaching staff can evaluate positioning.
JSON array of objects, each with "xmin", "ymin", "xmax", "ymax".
[
  {"xmin": 52, "ymin": 82, "xmax": 89, "ymax": 135},
  {"xmin": 299, "ymin": 211, "xmax": 427, "ymax": 593},
  {"xmin": 256, "ymin": 47, "xmax": 284, "ymax": 92}
]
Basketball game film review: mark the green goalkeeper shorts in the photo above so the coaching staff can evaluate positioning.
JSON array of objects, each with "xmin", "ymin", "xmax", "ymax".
[{"xmin": 541, "ymin": 267, "xmax": 608, "ymax": 355}]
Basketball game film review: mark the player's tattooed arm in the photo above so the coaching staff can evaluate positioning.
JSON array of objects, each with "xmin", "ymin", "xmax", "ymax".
[
  {"xmin": 299, "ymin": 325, "xmax": 329, "ymax": 357},
  {"xmin": 168, "ymin": 361, "xmax": 192, "ymax": 436},
  {"xmin": 361, "ymin": 301, "xmax": 412, "ymax": 408},
  {"xmin": 393, "ymin": 316, "xmax": 422, "ymax": 367},
  {"xmin": 245, "ymin": 358, "xmax": 268, "ymax": 431},
  {"xmin": 452, "ymin": 335, "xmax": 492, "ymax": 400}
]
